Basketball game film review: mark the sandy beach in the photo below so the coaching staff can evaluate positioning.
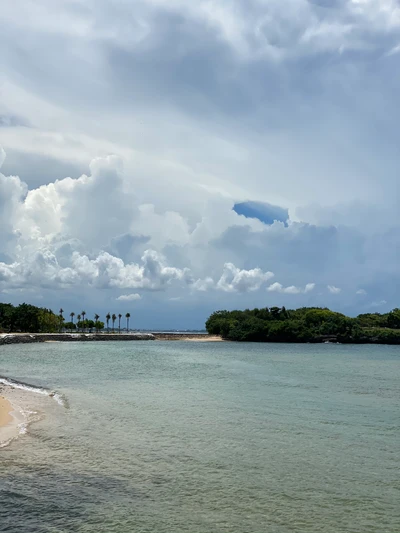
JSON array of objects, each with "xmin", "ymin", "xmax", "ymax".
[
  {"xmin": 0, "ymin": 394, "xmax": 23, "ymax": 447},
  {"xmin": 0, "ymin": 395, "xmax": 13, "ymax": 427},
  {"xmin": 184, "ymin": 335, "xmax": 224, "ymax": 342},
  {"xmin": 0, "ymin": 377, "xmax": 68, "ymax": 448},
  {"xmin": 153, "ymin": 333, "xmax": 224, "ymax": 341}
]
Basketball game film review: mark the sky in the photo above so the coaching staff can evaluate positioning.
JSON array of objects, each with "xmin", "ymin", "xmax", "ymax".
[{"xmin": 0, "ymin": 0, "xmax": 400, "ymax": 329}]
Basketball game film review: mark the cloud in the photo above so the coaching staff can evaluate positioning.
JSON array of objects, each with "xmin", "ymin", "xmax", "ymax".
[
  {"xmin": 267, "ymin": 282, "xmax": 315, "ymax": 294},
  {"xmin": 216, "ymin": 263, "xmax": 274, "ymax": 293},
  {"xmin": 356, "ymin": 288, "xmax": 367, "ymax": 295},
  {"xmin": 1, "ymin": 143, "xmax": 400, "ymax": 323},
  {"xmin": 0, "ymin": 247, "xmax": 191, "ymax": 292},
  {"xmin": 327, "ymin": 285, "xmax": 342, "ymax": 294},
  {"xmin": 1, "ymin": 0, "xmax": 400, "ymax": 327},
  {"xmin": 191, "ymin": 277, "xmax": 215, "ymax": 292},
  {"xmin": 70, "ymin": 249, "xmax": 192, "ymax": 291},
  {"xmin": 116, "ymin": 293, "xmax": 142, "ymax": 301}
]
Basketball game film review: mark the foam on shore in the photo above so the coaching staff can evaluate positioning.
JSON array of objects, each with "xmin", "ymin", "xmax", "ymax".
[
  {"xmin": 0, "ymin": 376, "xmax": 69, "ymax": 448},
  {"xmin": 0, "ymin": 393, "xmax": 33, "ymax": 448},
  {"xmin": 0, "ymin": 376, "xmax": 69, "ymax": 408}
]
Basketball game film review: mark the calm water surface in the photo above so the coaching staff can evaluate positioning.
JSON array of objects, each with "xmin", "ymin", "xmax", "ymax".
[{"xmin": 1, "ymin": 341, "xmax": 399, "ymax": 532}]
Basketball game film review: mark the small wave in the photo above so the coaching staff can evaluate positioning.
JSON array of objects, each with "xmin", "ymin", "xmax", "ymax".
[
  {"xmin": 0, "ymin": 376, "xmax": 69, "ymax": 409},
  {"xmin": 51, "ymin": 392, "xmax": 69, "ymax": 409},
  {"xmin": 0, "ymin": 438, "xmax": 13, "ymax": 448}
]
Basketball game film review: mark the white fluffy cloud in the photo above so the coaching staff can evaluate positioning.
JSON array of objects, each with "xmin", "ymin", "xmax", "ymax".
[
  {"xmin": 216, "ymin": 263, "xmax": 274, "ymax": 293},
  {"xmin": 116, "ymin": 293, "xmax": 142, "ymax": 302},
  {"xmin": 0, "ymin": 247, "xmax": 191, "ymax": 292},
  {"xmin": 327, "ymin": 285, "xmax": 342, "ymax": 295},
  {"xmin": 267, "ymin": 282, "xmax": 315, "ymax": 295}
]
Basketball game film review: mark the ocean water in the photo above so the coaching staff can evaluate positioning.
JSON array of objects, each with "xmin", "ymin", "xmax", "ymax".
[{"xmin": 0, "ymin": 341, "xmax": 399, "ymax": 533}]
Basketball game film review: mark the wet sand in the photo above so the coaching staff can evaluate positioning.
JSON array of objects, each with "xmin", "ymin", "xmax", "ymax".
[
  {"xmin": 0, "ymin": 394, "xmax": 22, "ymax": 447},
  {"xmin": 0, "ymin": 379, "xmax": 68, "ymax": 448},
  {"xmin": 0, "ymin": 386, "xmax": 46, "ymax": 447},
  {"xmin": 0, "ymin": 395, "xmax": 13, "ymax": 427}
]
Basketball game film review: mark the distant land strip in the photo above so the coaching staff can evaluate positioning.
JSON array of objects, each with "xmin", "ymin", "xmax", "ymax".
[{"xmin": 0, "ymin": 332, "xmax": 222, "ymax": 345}]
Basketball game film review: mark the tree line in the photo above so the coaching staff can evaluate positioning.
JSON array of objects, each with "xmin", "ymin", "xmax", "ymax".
[
  {"xmin": 0, "ymin": 302, "xmax": 131, "ymax": 334},
  {"xmin": 206, "ymin": 306, "xmax": 400, "ymax": 344}
]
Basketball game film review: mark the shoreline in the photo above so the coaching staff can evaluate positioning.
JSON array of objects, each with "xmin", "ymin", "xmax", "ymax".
[
  {"xmin": 153, "ymin": 333, "xmax": 223, "ymax": 342},
  {"xmin": 0, "ymin": 332, "xmax": 156, "ymax": 345},
  {"xmin": 0, "ymin": 392, "xmax": 29, "ymax": 448},
  {"xmin": 0, "ymin": 395, "xmax": 13, "ymax": 428},
  {"xmin": 3, "ymin": 332, "xmax": 400, "ymax": 345},
  {"xmin": 0, "ymin": 380, "xmax": 58, "ymax": 448},
  {"xmin": 0, "ymin": 333, "xmax": 223, "ymax": 345}
]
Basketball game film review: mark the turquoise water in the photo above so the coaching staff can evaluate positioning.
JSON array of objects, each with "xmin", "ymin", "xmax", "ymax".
[{"xmin": 1, "ymin": 341, "xmax": 399, "ymax": 532}]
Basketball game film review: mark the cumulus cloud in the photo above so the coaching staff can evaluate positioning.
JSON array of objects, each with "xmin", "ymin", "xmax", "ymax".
[
  {"xmin": 0, "ymin": 246, "xmax": 190, "ymax": 292},
  {"xmin": 116, "ymin": 293, "xmax": 142, "ymax": 301},
  {"xmin": 216, "ymin": 263, "xmax": 274, "ymax": 293},
  {"xmin": 327, "ymin": 285, "xmax": 342, "ymax": 294},
  {"xmin": 72, "ymin": 249, "xmax": 190, "ymax": 290},
  {"xmin": 191, "ymin": 277, "xmax": 215, "ymax": 292},
  {"xmin": 267, "ymin": 282, "xmax": 315, "ymax": 295},
  {"xmin": 0, "ymin": 151, "xmax": 28, "ymax": 249}
]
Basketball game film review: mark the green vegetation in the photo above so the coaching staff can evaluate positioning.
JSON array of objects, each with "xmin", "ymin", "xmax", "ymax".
[
  {"xmin": 206, "ymin": 307, "xmax": 400, "ymax": 344},
  {"xmin": 0, "ymin": 303, "xmax": 63, "ymax": 333},
  {"xmin": 0, "ymin": 302, "xmax": 131, "ymax": 334}
]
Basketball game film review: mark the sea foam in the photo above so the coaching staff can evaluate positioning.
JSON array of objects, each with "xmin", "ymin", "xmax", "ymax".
[{"xmin": 0, "ymin": 376, "xmax": 69, "ymax": 408}]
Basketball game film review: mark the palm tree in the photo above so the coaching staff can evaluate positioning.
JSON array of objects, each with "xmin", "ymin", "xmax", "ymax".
[
  {"xmin": 106, "ymin": 313, "xmax": 111, "ymax": 332},
  {"xmin": 118, "ymin": 313, "xmax": 122, "ymax": 333},
  {"xmin": 111, "ymin": 314, "xmax": 117, "ymax": 332},
  {"xmin": 125, "ymin": 312, "xmax": 130, "ymax": 332},
  {"xmin": 70, "ymin": 312, "xmax": 75, "ymax": 332},
  {"xmin": 77, "ymin": 314, "xmax": 81, "ymax": 332},
  {"xmin": 94, "ymin": 314, "xmax": 100, "ymax": 333},
  {"xmin": 81, "ymin": 311, "xmax": 86, "ymax": 331},
  {"xmin": 59, "ymin": 308, "xmax": 64, "ymax": 332}
]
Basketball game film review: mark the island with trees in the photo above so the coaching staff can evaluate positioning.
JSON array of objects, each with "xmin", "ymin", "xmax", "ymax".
[{"xmin": 206, "ymin": 306, "xmax": 400, "ymax": 344}]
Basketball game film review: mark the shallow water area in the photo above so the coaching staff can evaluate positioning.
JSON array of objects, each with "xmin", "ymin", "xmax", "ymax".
[
  {"xmin": 0, "ymin": 341, "xmax": 399, "ymax": 532},
  {"xmin": 0, "ymin": 382, "xmax": 60, "ymax": 448}
]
